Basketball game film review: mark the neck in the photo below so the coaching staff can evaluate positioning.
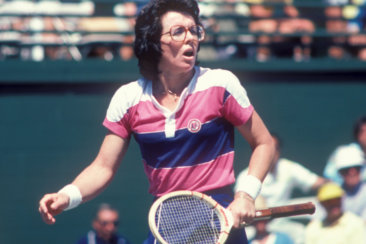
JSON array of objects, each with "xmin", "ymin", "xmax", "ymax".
[
  {"xmin": 158, "ymin": 69, "xmax": 194, "ymax": 94},
  {"xmin": 344, "ymin": 182, "xmax": 360, "ymax": 193},
  {"xmin": 324, "ymin": 212, "xmax": 343, "ymax": 226}
]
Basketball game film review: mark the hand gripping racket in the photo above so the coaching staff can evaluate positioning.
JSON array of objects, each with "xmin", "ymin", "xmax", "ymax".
[{"xmin": 148, "ymin": 190, "xmax": 315, "ymax": 244}]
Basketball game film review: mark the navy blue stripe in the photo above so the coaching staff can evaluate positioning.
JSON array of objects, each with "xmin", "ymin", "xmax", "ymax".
[
  {"xmin": 223, "ymin": 90, "xmax": 231, "ymax": 104},
  {"xmin": 134, "ymin": 118, "xmax": 234, "ymax": 169}
]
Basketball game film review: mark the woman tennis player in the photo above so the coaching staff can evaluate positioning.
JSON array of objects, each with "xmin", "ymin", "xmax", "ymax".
[{"xmin": 38, "ymin": 0, "xmax": 275, "ymax": 243}]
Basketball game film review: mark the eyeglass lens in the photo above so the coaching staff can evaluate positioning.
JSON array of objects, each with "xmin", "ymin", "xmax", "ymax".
[{"xmin": 170, "ymin": 25, "xmax": 204, "ymax": 41}]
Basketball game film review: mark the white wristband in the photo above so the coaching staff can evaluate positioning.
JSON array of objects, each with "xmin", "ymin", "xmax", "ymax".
[
  {"xmin": 58, "ymin": 184, "xmax": 82, "ymax": 211},
  {"xmin": 235, "ymin": 174, "xmax": 262, "ymax": 200}
]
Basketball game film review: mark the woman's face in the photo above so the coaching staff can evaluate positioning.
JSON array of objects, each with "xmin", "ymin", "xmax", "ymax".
[{"xmin": 159, "ymin": 11, "xmax": 200, "ymax": 76}]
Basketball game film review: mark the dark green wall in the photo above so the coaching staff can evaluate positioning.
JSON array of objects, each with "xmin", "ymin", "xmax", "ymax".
[{"xmin": 1, "ymin": 76, "xmax": 365, "ymax": 244}]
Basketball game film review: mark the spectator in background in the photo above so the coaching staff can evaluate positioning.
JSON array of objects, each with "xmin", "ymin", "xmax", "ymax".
[
  {"xmin": 236, "ymin": 133, "xmax": 326, "ymax": 207},
  {"xmin": 248, "ymin": 2, "xmax": 315, "ymax": 62},
  {"xmin": 114, "ymin": 1, "xmax": 138, "ymax": 60},
  {"xmin": 274, "ymin": 4, "xmax": 315, "ymax": 62},
  {"xmin": 305, "ymin": 182, "xmax": 365, "ymax": 244},
  {"xmin": 247, "ymin": 3, "xmax": 277, "ymax": 62},
  {"xmin": 323, "ymin": 115, "xmax": 366, "ymax": 185},
  {"xmin": 343, "ymin": 3, "xmax": 366, "ymax": 61},
  {"xmin": 235, "ymin": 133, "xmax": 326, "ymax": 244},
  {"xmin": 75, "ymin": 203, "xmax": 131, "ymax": 244},
  {"xmin": 323, "ymin": 0, "xmax": 366, "ymax": 61},
  {"xmin": 78, "ymin": 1, "xmax": 138, "ymax": 61},
  {"xmin": 334, "ymin": 145, "xmax": 366, "ymax": 220},
  {"xmin": 247, "ymin": 195, "xmax": 294, "ymax": 244},
  {"xmin": 323, "ymin": 1, "xmax": 350, "ymax": 60}
]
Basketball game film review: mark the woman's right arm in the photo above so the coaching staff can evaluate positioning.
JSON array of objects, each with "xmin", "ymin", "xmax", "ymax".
[{"xmin": 38, "ymin": 133, "xmax": 129, "ymax": 224}]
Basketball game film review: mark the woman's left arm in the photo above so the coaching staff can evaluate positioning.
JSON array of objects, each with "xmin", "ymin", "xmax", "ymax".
[{"xmin": 228, "ymin": 110, "xmax": 275, "ymax": 228}]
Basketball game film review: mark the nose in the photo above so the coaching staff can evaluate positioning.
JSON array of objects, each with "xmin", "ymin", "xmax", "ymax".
[
  {"xmin": 104, "ymin": 222, "xmax": 117, "ymax": 232},
  {"xmin": 185, "ymin": 29, "xmax": 196, "ymax": 42}
]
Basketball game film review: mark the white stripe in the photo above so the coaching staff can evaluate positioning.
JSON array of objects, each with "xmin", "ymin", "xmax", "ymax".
[
  {"xmin": 195, "ymin": 67, "xmax": 251, "ymax": 108},
  {"xmin": 106, "ymin": 79, "xmax": 147, "ymax": 123},
  {"xmin": 165, "ymin": 115, "xmax": 176, "ymax": 138}
]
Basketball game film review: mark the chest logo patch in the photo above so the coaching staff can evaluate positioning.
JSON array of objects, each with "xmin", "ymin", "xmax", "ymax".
[{"xmin": 187, "ymin": 119, "xmax": 202, "ymax": 133}]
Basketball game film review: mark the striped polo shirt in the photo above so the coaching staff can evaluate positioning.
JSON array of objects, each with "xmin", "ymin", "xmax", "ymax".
[{"xmin": 103, "ymin": 66, "xmax": 253, "ymax": 196}]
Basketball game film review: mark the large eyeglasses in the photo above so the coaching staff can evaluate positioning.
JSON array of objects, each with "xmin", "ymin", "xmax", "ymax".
[{"xmin": 161, "ymin": 25, "xmax": 205, "ymax": 42}]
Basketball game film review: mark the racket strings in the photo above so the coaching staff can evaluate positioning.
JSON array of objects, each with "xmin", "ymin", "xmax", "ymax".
[{"xmin": 154, "ymin": 195, "xmax": 221, "ymax": 244}]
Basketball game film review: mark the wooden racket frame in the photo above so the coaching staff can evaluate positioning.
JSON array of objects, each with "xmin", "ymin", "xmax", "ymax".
[{"xmin": 148, "ymin": 190, "xmax": 315, "ymax": 244}]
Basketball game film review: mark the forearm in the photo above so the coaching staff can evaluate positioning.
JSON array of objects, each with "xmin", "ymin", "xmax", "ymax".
[
  {"xmin": 62, "ymin": 133, "xmax": 128, "ymax": 206},
  {"xmin": 229, "ymin": 128, "xmax": 274, "ymax": 227},
  {"xmin": 72, "ymin": 160, "xmax": 116, "ymax": 202},
  {"xmin": 246, "ymin": 141, "xmax": 275, "ymax": 182},
  {"xmin": 238, "ymin": 110, "xmax": 275, "ymax": 181},
  {"xmin": 235, "ymin": 111, "xmax": 275, "ymax": 198}
]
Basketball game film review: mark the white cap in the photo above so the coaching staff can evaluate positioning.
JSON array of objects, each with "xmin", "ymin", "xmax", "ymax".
[{"xmin": 334, "ymin": 146, "xmax": 365, "ymax": 171}]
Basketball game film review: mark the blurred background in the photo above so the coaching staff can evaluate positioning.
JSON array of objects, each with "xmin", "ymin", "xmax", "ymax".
[{"xmin": 0, "ymin": 0, "xmax": 365, "ymax": 243}]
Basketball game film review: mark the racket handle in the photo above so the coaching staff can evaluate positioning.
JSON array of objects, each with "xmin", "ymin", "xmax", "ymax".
[{"xmin": 254, "ymin": 202, "xmax": 315, "ymax": 221}]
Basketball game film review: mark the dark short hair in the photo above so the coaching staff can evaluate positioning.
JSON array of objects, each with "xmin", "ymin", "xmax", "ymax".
[
  {"xmin": 353, "ymin": 115, "xmax": 366, "ymax": 141},
  {"xmin": 133, "ymin": 0, "xmax": 201, "ymax": 81},
  {"xmin": 94, "ymin": 203, "xmax": 118, "ymax": 220}
]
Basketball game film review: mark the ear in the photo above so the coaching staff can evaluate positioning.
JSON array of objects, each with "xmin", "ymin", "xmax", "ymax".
[{"xmin": 92, "ymin": 220, "xmax": 98, "ymax": 230}]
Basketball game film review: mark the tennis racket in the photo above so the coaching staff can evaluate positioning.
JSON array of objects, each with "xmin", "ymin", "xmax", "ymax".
[{"xmin": 148, "ymin": 190, "xmax": 315, "ymax": 244}]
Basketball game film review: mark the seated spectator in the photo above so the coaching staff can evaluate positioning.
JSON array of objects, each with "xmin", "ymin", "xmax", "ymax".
[
  {"xmin": 344, "ymin": 3, "xmax": 366, "ymax": 61},
  {"xmin": 275, "ymin": 5, "xmax": 315, "ymax": 61},
  {"xmin": 248, "ymin": 3, "xmax": 277, "ymax": 61},
  {"xmin": 248, "ymin": 2, "xmax": 315, "ymax": 61},
  {"xmin": 335, "ymin": 145, "xmax": 366, "ymax": 220},
  {"xmin": 323, "ymin": 0, "xmax": 366, "ymax": 60},
  {"xmin": 323, "ymin": 2, "xmax": 349, "ymax": 59},
  {"xmin": 78, "ymin": 1, "xmax": 137, "ymax": 60},
  {"xmin": 114, "ymin": 1, "xmax": 138, "ymax": 60},
  {"xmin": 323, "ymin": 115, "xmax": 366, "ymax": 185},
  {"xmin": 305, "ymin": 182, "xmax": 365, "ymax": 244},
  {"xmin": 197, "ymin": 0, "xmax": 243, "ymax": 60},
  {"xmin": 235, "ymin": 133, "xmax": 326, "ymax": 244},
  {"xmin": 75, "ymin": 203, "xmax": 131, "ymax": 244},
  {"xmin": 236, "ymin": 133, "xmax": 326, "ymax": 207},
  {"xmin": 247, "ymin": 195, "xmax": 295, "ymax": 244}
]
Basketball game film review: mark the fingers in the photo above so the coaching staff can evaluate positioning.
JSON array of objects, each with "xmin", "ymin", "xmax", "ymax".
[
  {"xmin": 228, "ymin": 192, "xmax": 256, "ymax": 228},
  {"xmin": 38, "ymin": 193, "xmax": 67, "ymax": 225},
  {"xmin": 39, "ymin": 194, "xmax": 57, "ymax": 224},
  {"xmin": 239, "ymin": 221, "xmax": 248, "ymax": 228},
  {"xmin": 232, "ymin": 210, "xmax": 255, "ymax": 228}
]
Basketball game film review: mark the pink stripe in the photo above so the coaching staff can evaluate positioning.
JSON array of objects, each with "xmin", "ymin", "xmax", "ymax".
[
  {"xmin": 143, "ymin": 152, "xmax": 235, "ymax": 196},
  {"xmin": 176, "ymin": 87, "xmax": 224, "ymax": 129},
  {"xmin": 104, "ymin": 100, "xmax": 167, "ymax": 137},
  {"xmin": 103, "ymin": 118, "xmax": 129, "ymax": 139},
  {"xmin": 129, "ymin": 101, "xmax": 167, "ymax": 133},
  {"xmin": 223, "ymin": 96, "xmax": 254, "ymax": 126}
]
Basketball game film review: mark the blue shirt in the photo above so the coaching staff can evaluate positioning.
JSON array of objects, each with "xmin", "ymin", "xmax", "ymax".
[{"xmin": 75, "ymin": 230, "xmax": 131, "ymax": 244}]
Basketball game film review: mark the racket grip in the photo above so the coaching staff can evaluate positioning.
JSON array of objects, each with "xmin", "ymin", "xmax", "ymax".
[{"xmin": 255, "ymin": 202, "xmax": 315, "ymax": 221}]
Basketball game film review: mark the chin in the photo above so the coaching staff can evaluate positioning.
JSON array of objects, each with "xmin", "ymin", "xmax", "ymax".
[{"xmin": 173, "ymin": 63, "xmax": 195, "ymax": 73}]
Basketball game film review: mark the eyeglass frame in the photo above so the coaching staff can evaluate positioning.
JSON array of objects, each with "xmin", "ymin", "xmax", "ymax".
[{"xmin": 161, "ymin": 24, "xmax": 205, "ymax": 42}]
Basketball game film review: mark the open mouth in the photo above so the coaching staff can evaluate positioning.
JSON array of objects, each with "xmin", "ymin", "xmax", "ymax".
[{"xmin": 183, "ymin": 50, "xmax": 194, "ymax": 57}]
